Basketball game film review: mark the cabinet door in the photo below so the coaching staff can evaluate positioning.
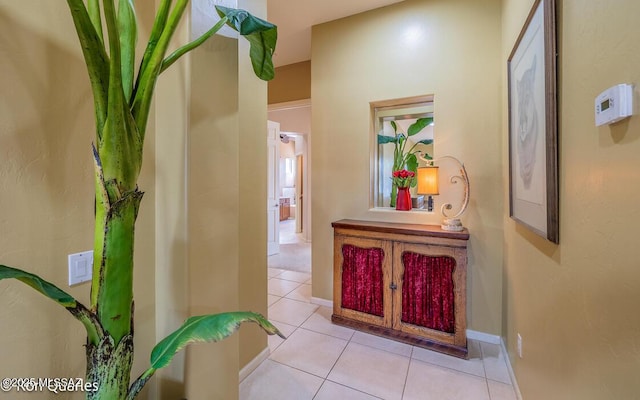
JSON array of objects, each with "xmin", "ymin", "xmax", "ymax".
[
  {"xmin": 392, "ymin": 242, "xmax": 466, "ymax": 347},
  {"xmin": 334, "ymin": 235, "xmax": 393, "ymax": 328}
]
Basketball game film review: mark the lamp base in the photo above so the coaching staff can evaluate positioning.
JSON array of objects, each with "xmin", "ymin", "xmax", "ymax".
[
  {"xmin": 441, "ymin": 218, "xmax": 464, "ymax": 232},
  {"xmin": 426, "ymin": 195, "xmax": 434, "ymax": 212}
]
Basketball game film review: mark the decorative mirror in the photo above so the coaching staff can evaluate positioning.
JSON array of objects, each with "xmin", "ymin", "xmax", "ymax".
[{"xmin": 371, "ymin": 95, "xmax": 434, "ymax": 209}]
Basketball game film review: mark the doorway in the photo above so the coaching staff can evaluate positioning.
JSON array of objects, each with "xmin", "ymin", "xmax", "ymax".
[
  {"xmin": 267, "ymin": 131, "xmax": 310, "ymax": 274},
  {"xmin": 267, "ymin": 100, "xmax": 311, "ymax": 274}
]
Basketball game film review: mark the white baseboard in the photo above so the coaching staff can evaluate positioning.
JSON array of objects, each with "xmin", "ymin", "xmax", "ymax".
[
  {"xmin": 311, "ymin": 297, "xmax": 333, "ymax": 308},
  {"xmin": 466, "ymin": 329, "xmax": 501, "ymax": 344},
  {"xmin": 501, "ymin": 338, "xmax": 523, "ymax": 400},
  {"xmin": 468, "ymin": 331, "xmax": 521, "ymax": 398},
  {"xmin": 239, "ymin": 347, "xmax": 270, "ymax": 382}
]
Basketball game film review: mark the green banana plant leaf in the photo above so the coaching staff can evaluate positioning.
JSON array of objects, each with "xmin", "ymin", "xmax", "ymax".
[
  {"xmin": 66, "ymin": 0, "xmax": 110, "ymax": 139},
  {"xmin": 87, "ymin": 0, "xmax": 104, "ymax": 43},
  {"xmin": 117, "ymin": 0, "xmax": 137, "ymax": 100},
  {"xmin": 216, "ymin": 5, "xmax": 277, "ymax": 81},
  {"xmin": 0, "ymin": 265, "xmax": 76, "ymax": 306},
  {"xmin": 161, "ymin": 17, "xmax": 228, "ymax": 73},
  {"xmin": 406, "ymin": 153, "xmax": 418, "ymax": 173},
  {"xmin": 126, "ymin": 312, "xmax": 284, "ymax": 399},
  {"xmin": 150, "ymin": 312, "xmax": 284, "ymax": 370},
  {"xmin": 0, "ymin": 265, "xmax": 103, "ymax": 344},
  {"xmin": 378, "ymin": 134, "xmax": 398, "ymax": 144},
  {"xmin": 407, "ymin": 117, "xmax": 434, "ymax": 136},
  {"xmin": 415, "ymin": 139, "xmax": 434, "ymax": 146}
]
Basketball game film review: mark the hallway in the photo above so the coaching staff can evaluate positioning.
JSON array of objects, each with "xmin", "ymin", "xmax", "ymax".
[
  {"xmin": 241, "ymin": 227, "xmax": 518, "ymax": 400},
  {"xmin": 267, "ymin": 219, "xmax": 311, "ymax": 273}
]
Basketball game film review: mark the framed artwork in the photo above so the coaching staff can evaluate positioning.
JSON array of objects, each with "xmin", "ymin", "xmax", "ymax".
[{"xmin": 508, "ymin": 0, "xmax": 558, "ymax": 243}]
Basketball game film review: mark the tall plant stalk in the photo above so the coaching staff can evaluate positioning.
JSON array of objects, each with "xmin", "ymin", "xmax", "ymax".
[{"xmin": 0, "ymin": 2, "xmax": 281, "ymax": 399}]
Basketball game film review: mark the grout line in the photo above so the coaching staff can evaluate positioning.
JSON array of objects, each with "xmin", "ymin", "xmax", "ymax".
[
  {"xmin": 485, "ymin": 379, "xmax": 493, "ymax": 399},
  {"xmin": 276, "ymin": 296, "xmax": 317, "ymax": 307},
  {"xmin": 268, "ymin": 358, "xmax": 327, "ymax": 380},
  {"xmin": 348, "ymin": 333, "xmax": 413, "ymax": 359},
  {"xmin": 400, "ymin": 350, "xmax": 412, "ymax": 399},
  {"xmin": 349, "ymin": 340, "xmax": 411, "ymax": 358},
  {"xmin": 278, "ymin": 277, "xmax": 312, "ymax": 284},
  {"xmin": 473, "ymin": 340, "xmax": 488, "ymax": 379},
  {"xmin": 408, "ymin": 357, "xmax": 490, "ymax": 381},
  {"xmin": 296, "ymin": 324, "xmax": 355, "ymax": 342},
  {"xmin": 268, "ymin": 282, "xmax": 304, "ymax": 298},
  {"xmin": 320, "ymin": 331, "xmax": 351, "ymax": 394},
  {"xmin": 267, "ymin": 295, "xmax": 284, "ymax": 308},
  {"xmin": 321, "ymin": 379, "xmax": 385, "ymax": 400}
]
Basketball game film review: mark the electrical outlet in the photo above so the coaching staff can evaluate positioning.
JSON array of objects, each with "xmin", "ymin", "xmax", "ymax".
[{"xmin": 517, "ymin": 333, "xmax": 523, "ymax": 358}]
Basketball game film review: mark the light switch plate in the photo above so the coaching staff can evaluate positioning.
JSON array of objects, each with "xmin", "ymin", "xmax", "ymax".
[{"xmin": 68, "ymin": 251, "xmax": 93, "ymax": 286}]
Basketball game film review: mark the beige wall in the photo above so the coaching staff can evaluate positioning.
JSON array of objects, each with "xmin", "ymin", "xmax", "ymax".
[
  {"xmin": 311, "ymin": 0, "xmax": 504, "ymax": 335},
  {"xmin": 186, "ymin": 35, "xmax": 241, "ymax": 399},
  {"xmin": 268, "ymin": 61, "xmax": 311, "ymax": 104},
  {"xmin": 502, "ymin": 0, "xmax": 640, "ymax": 398},
  {"xmin": 153, "ymin": 1, "xmax": 190, "ymax": 397},
  {"xmin": 158, "ymin": 1, "xmax": 269, "ymax": 398},
  {"xmin": 0, "ymin": 1, "xmax": 156, "ymax": 398}
]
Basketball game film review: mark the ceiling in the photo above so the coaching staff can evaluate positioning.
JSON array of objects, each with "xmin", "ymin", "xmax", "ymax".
[{"xmin": 267, "ymin": 0, "xmax": 405, "ymax": 67}]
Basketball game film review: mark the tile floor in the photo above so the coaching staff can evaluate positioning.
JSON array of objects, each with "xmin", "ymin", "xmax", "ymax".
[{"xmin": 240, "ymin": 266, "xmax": 519, "ymax": 400}]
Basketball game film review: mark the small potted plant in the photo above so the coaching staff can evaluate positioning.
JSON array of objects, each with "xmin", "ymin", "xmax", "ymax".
[{"xmin": 391, "ymin": 169, "xmax": 416, "ymax": 211}]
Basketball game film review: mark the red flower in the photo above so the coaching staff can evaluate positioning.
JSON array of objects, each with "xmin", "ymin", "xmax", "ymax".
[{"xmin": 391, "ymin": 169, "xmax": 415, "ymax": 188}]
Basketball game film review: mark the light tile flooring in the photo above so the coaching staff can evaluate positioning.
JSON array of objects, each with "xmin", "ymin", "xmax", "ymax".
[{"xmin": 241, "ymin": 266, "xmax": 519, "ymax": 400}]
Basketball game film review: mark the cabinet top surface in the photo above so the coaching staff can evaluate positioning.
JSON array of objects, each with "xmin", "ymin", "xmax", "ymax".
[{"xmin": 331, "ymin": 219, "xmax": 469, "ymax": 240}]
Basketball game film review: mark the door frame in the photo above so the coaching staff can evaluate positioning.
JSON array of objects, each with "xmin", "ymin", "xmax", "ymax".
[
  {"xmin": 268, "ymin": 99, "xmax": 312, "ymax": 242},
  {"xmin": 267, "ymin": 120, "xmax": 280, "ymax": 255}
]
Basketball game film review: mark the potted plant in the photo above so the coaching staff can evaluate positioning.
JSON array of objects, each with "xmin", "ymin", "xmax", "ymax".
[
  {"xmin": 391, "ymin": 169, "xmax": 416, "ymax": 211},
  {"xmin": 0, "ymin": 2, "xmax": 282, "ymax": 399},
  {"xmin": 378, "ymin": 117, "xmax": 433, "ymax": 207}
]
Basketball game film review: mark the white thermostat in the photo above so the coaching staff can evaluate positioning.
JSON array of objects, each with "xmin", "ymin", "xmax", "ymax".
[{"xmin": 595, "ymin": 84, "xmax": 634, "ymax": 126}]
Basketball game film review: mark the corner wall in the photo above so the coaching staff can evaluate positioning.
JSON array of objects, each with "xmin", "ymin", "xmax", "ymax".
[
  {"xmin": 185, "ymin": 34, "xmax": 241, "ymax": 399},
  {"xmin": 157, "ymin": 1, "xmax": 269, "ymax": 398},
  {"xmin": 501, "ymin": 0, "xmax": 640, "ymax": 398},
  {"xmin": 311, "ymin": 0, "xmax": 504, "ymax": 335},
  {"xmin": 238, "ymin": 0, "xmax": 270, "ymax": 371}
]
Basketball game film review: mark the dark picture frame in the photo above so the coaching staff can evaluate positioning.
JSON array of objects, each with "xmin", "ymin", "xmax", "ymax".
[{"xmin": 508, "ymin": 0, "xmax": 558, "ymax": 243}]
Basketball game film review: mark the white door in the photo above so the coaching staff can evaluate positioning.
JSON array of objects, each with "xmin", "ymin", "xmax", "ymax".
[{"xmin": 267, "ymin": 120, "xmax": 280, "ymax": 256}]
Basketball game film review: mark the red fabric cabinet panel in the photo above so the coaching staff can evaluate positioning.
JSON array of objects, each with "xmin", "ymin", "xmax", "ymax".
[
  {"xmin": 401, "ymin": 252, "xmax": 455, "ymax": 333},
  {"xmin": 341, "ymin": 244, "xmax": 385, "ymax": 317}
]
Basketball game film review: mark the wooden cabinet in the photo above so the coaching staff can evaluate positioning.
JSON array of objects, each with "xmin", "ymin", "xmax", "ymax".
[
  {"xmin": 331, "ymin": 219, "xmax": 469, "ymax": 358},
  {"xmin": 279, "ymin": 197, "xmax": 290, "ymax": 221}
]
